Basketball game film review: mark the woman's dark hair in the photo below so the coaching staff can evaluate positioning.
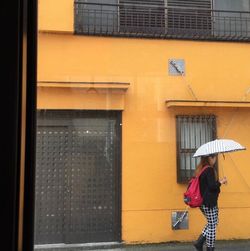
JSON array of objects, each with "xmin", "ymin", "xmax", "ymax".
[
  {"xmin": 195, "ymin": 155, "xmax": 218, "ymax": 180},
  {"xmin": 195, "ymin": 156, "xmax": 210, "ymax": 175}
]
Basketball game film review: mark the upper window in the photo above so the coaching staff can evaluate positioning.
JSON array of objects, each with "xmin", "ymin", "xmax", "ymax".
[
  {"xmin": 176, "ymin": 115, "xmax": 217, "ymax": 183},
  {"xmin": 75, "ymin": 0, "xmax": 118, "ymax": 34},
  {"xmin": 167, "ymin": 0, "xmax": 212, "ymax": 36},
  {"xmin": 74, "ymin": 0, "xmax": 250, "ymax": 41},
  {"xmin": 119, "ymin": 0, "xmax": 165, "ymax": 34},
  {"xmin": 213, "ymin": 0, "xmax": 250, "ymax": 37}
]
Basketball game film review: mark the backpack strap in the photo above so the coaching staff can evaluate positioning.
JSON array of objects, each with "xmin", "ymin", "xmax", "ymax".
[{"xmin": 196, "ymin": 165, "xmax": 210, "ymax": 178}]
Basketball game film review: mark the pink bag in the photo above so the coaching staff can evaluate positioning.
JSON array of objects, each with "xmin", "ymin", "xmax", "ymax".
[{"xmin": 184, "ymin": 165, "xmax": 209, "ymax": 208}]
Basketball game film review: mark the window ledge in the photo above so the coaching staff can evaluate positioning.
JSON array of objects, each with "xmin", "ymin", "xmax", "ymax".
[
  {"xmin": 38, "ymin": 81, "xmax": 130, "ymax": 92},
  {"xmin": 37, "ymin": 81, "xmax": 129, "ymax": 110},
  {"xmin": 166, "ymin": 100, "xmax": 250, "ymax": 108}
]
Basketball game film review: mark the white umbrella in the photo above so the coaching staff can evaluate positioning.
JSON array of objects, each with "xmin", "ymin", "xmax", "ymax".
[{"xmin": 193, "ymin": 139, "xmax": 246, "ymax": 158}]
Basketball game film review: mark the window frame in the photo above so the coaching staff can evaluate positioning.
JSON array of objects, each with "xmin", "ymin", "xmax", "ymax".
[
  {"xmin": 74, "ymin": 0, "xmax": 250, "ymax": 41},
  {"xmin": 2, "ymin": 0, "xmax": 37, "ymax": 250},
  {"xmin": 119, "ymin": 0, "xmax": 166, "ymax": 34},
  {"xmin": 166, "ymin": 0, "xmax": 212, "ymax": 36},
  {"xmin": 176, "ymin": 115, "xmax": 217, "ymax": 183}
]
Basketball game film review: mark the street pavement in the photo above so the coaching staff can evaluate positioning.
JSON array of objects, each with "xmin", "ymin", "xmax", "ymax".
[{"xmin": 35, "ymin": 240, "xmax": 250, "ymax": 251}]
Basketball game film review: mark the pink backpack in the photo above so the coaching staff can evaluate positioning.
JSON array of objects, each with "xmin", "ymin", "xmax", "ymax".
[{"xmin": 184, "ymin": 165, "xmax": 209, "ymax": 208}]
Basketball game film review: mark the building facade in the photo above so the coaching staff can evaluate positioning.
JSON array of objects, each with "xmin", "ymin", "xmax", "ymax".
[{"xmin": 36, "ymin": 0, "xmax": 250, "ymax": 246}]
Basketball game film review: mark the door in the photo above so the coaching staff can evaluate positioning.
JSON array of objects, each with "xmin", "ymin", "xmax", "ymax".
[{"xmin": 35, "ymin": 110, "xmax": 121, "ymax": 244}]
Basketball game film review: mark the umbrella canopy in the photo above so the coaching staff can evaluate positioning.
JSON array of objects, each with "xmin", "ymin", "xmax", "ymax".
[{"xmin": 193, "ymin": 139, "xmax": 246, "ymax": 158}]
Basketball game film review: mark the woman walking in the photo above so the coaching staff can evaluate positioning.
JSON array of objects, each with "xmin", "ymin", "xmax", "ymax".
[{"xmin": 193, "ymin": 154, "xmax": 227, "ymax": 251}]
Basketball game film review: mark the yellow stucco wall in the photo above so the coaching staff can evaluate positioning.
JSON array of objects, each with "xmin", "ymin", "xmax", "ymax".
[
  {"xmin": 37, "ymin": 86, "xmax": 127, "ymax": 110},
  {"xmin": 38, "ymin": 0, "xmax": 73, "ymax": 33},
  {"xmin": 38, "ymin": 32, "xmax": 250, "ymax": 243}
]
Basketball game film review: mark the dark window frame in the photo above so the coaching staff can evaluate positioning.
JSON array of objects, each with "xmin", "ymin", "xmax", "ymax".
[
  {"xmin": 2, "ymin": 0, "xmax": 37, "ymax": 251},
  {"xmin": 74, "ymin": 0, "xmax": 250, "ymax": 42},
  {"xmin": 167, "ymin": 0, "xmax": 212, "ymax": 36},
  {"xmin": 176, "ymin": 115, "xmax": 217, "ymax": 183},
  {"xmin": 119, "ymin": 0, "xmax": 165, "ymax": 34}
]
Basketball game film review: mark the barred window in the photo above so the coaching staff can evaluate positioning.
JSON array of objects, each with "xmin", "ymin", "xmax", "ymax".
[
  {"xmin": 74, "ymin": 0, "xmax": 118, "ymax": 34},
  {"xmin": 74, "ymin": 0, "xmax": 250, "ymax": 41},
  {"xmin": 167, "ymin": 0, "xmax": 212, "ymax": 35},
  {"xmin": 176, "ymin": 115, "xmax": 216, "ymax": 183},
  {"xmin": 119, "ymin": 0, "xmax": 165, "ymax": 34},
  {"xmin": 213, "ymin": 0, "xmax": 250, "ymax": 37}
]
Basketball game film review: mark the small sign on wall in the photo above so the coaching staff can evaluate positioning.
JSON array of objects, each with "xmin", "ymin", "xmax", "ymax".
[
  {"xmin": 168, "ymin": 59, "xmax": 185, "ymax": 76},
  {"xmin": 172, "ymin": 210, "xmax": 189, "ymax": 230}
]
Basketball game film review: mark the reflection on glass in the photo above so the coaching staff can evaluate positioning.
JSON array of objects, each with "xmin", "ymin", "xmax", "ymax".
[{"xmin": 35, "ymin": 0, "xmax": 250, "ymax": 249}]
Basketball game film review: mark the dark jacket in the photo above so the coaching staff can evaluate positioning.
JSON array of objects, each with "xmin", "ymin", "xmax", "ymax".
[{"xmin": 199, "ymin": 166, "xmax": 221, "ymax": 207}]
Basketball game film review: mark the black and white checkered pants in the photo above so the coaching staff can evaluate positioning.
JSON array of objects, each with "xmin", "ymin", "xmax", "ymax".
[{"xmin": 200, "ymin": 205, "xmax": 219, "ymax": 248}]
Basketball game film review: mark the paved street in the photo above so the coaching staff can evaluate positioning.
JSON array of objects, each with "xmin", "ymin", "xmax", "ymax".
[{"xmin": 35, "ymin": 240, "xmax": 250, "ymax": 251}]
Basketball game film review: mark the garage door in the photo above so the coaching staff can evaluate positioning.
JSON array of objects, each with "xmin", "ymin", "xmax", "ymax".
[{"xmin": 35, "ymin": 110, "xmax": 121, "ymax": 244}]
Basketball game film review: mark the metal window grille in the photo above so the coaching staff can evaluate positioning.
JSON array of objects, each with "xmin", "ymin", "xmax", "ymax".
[
  {"xmin": 213, "ymin": 0, "xmax": 250, "ymax": 38},
  {"xmin": 167, "ymin": 0, "xmax": 212, "ymax": 36},
  {"xmin": 176, "ymin": 115, "xmax": 216, "ymax": 183},
  {"xmin": 74, "ymin": 0, "xmax": 250, "ymax": 41},
  {"xmin": 119, "ymin": 0, "xmax": 165, "ymax": 34},
  {"xmin": 74, "ymin": 0, "xmax": 119, "ymax": 34}
]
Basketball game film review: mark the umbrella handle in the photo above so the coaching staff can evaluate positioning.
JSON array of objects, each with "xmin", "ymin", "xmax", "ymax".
[{"xmin": 220, "ymin": 154, "xmax": 225, "ymax": 179}]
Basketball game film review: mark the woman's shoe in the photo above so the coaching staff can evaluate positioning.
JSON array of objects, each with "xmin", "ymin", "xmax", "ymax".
[
  {"xmin": 206, "ymin": 247, "xmax": 215, "ymax": 251},
  {"xmin": 193, "ymin": 234, "xmax": 206, "ymax": 251}
]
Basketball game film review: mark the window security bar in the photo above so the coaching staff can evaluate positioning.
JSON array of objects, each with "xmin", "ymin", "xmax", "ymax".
[
  {"xmin": 74, "ymin": 1, "xmax": 250, "ymax": 42},
  {"xmin": 176, "ymin": 115, "xmax": 217, "ymax": 183}
]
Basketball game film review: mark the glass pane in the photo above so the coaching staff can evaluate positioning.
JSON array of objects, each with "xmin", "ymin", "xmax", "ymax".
[{"xmin": 35, "ymin": 0, "xmax": 250, "ymax": 248}]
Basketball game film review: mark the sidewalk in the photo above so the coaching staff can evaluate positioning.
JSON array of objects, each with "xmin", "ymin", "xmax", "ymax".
[{"xmin": 35, "ymin": 240, "xmax": 250, "ymax": 251}]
